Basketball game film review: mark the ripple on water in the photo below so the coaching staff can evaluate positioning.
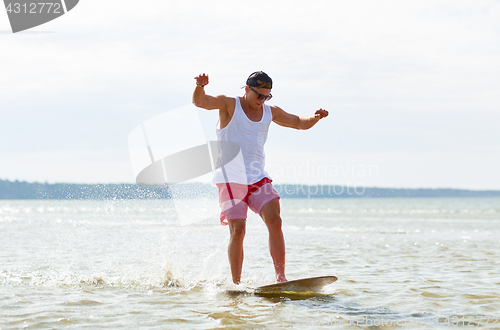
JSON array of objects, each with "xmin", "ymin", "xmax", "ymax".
[{"xmin": 61, "ymin": 299, "xmax": 104, "ymax": 306}]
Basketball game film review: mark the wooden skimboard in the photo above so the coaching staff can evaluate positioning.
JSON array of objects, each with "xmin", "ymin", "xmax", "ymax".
[{"xmin": 254, "ymin": 276, "xmax": 338, "ymax": 298}]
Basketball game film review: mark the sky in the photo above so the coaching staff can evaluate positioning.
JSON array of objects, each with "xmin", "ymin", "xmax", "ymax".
[{"xmin": 1, "ymin": 0, "xmax": 499, "ymax": 190}]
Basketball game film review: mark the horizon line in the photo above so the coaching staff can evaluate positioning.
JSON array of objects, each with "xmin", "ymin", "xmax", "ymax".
[{"xmin": 1, "ymin": 178, "xmax": 499, "ymax": 193}]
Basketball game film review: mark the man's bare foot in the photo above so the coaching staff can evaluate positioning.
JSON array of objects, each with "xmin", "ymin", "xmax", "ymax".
[{"xmin": 277, "ymin": 274, "xmax": 287, "ymax": 283}]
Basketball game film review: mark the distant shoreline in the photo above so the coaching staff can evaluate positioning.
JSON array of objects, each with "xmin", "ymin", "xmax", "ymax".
[{"xmin": 1, "ymin": 179, "xmax": 499, "ymax": 200}]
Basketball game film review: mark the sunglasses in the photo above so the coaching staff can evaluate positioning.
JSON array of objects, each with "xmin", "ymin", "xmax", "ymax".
[{"xmin": 249, "ymin": 86, "xmax": 273, "ymax": 101}]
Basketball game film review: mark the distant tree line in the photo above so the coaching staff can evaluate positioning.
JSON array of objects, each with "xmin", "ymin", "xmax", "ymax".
[{"xmin": 1, "ymin": 179, "xmax": 499, "ymax": 200}]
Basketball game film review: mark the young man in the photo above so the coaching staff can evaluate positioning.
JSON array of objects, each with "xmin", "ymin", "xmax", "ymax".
[{"xmin": 192, "ymin": 71, "xmax": 328, "ymax": 284}]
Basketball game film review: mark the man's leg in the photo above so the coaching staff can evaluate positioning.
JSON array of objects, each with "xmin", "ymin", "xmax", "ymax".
[
  {"xmin": 227, "ymin": 219, "xmax": 246, "ymax": 284},
  {"xmin": 259, "ymin": 198, "xmax": 287, "ymax": 283}
]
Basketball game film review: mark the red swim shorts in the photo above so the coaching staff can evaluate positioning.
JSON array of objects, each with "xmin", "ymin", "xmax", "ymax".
[{"xmin": 216, "ymin": 177, "xmax": 280, "ymax": 225}]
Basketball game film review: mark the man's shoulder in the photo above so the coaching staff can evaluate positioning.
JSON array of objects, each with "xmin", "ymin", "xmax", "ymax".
[
  {"xmin": 213, "ymin": 95, "xmax": 236, "ymax": 116},
  {"xmin": 214, "ymin": 95, "xmax": 236, "ymax": 107},
  {"xmin": 269, "ymin": 105, "xmax": 284, "ymax": 117}
]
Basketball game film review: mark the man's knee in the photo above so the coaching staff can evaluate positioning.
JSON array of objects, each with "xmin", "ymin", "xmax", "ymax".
[
  {"xmin": 229, "ymin": 220, "xmax": 246, "ymax": 240},
  {"xmin": 232, "ymin": 226, "xmax": 246, "ymax": 239},
  {"xmin": 266, "ymin": 215, "xmax": 283, "ymax": 231}
]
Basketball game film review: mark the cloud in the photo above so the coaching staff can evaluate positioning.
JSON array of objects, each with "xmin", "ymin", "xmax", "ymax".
[{"xmin": 1, "ymin": 0, "xmax": 499, "ymax": 188}]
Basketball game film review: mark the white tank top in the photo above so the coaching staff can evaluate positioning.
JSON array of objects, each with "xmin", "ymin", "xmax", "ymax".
[{"xmin": 212, "ymin": 97, "xmax": 272, "ymax": 185}]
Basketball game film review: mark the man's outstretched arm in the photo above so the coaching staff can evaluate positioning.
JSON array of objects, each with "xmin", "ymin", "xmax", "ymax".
[
  {"xmin": 271, "ymin": 106, "xmax": 328, "ymax": 130},
  {"xmin": 192, "ymin": 73, "xmax": 229, "ymax": 110}
]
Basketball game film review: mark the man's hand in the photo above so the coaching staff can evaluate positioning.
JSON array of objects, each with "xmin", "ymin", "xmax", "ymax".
[
  {"xmin": 195, "ymin": 73, "xmax": 209, "ymax": 87},
  {"xmin": 315, "ymin": 108, "xmax": 329, "ymax": 119}
]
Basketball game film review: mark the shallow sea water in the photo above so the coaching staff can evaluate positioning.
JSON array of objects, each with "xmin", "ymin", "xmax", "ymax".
[{"xmin": 1, "ymin": 197, "xmax": 499, "ymax": 329}]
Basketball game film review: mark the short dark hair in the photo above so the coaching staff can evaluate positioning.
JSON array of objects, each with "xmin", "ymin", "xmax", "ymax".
[{"xmin": 246, "ymin": 71, "xmax": 272, "ymax": 89}]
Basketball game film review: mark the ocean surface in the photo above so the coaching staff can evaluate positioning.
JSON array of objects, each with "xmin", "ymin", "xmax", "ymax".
[{"xmin": 1, "ymin": 197, "xmax": 499, "ymax": 329}]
